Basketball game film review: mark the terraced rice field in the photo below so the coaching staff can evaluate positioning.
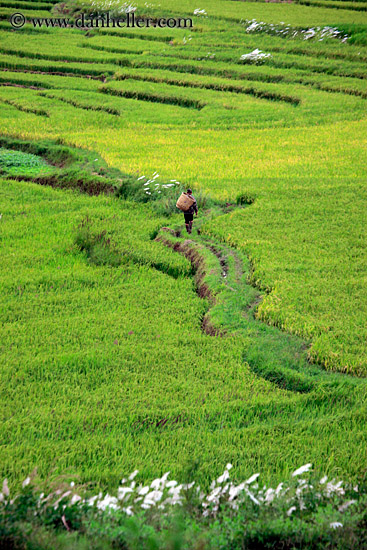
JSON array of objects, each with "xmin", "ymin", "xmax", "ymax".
[{"xmin": 0, "ymin": 0, "xmax": 366, "ymax": 490}]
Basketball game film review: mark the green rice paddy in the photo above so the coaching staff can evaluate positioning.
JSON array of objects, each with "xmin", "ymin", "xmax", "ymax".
[{"xmin": 0, "ymin": 0, "xmax": 366, "ymax": 491}]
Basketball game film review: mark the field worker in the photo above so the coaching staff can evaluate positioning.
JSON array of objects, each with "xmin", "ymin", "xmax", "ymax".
[{"xmin": 183, "ymin": 189, "xmax": 198, "ymax": 234}]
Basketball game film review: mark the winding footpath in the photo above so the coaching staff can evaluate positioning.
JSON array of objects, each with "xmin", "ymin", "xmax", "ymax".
[{"xmin": 155, "ymin": 218, "xmax": 363, "ymax": 394}]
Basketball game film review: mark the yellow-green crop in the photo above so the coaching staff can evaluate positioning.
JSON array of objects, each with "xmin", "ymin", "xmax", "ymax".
[{"xmin": 0, "ymin": 0, "xmax": 366, "ymax": 490}]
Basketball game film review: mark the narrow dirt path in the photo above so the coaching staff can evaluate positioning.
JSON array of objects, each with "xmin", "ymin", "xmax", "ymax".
[{"xmin": 155, "ymin": 221, "xmax": 362, "ymax": 394}]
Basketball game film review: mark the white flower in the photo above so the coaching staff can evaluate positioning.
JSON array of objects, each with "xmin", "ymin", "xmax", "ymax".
[
  {"xmin": 240, "ymin": 49, "xmax": 271, "ymax": 63},
  {"xmin": 168, "ymin": 485, "xmax": 183, "ymax": 501},
  {"xmin": 70, "ymin": 494, "xmax": 81, "ymax": 505},
  {"xmin": 264, "ymin": 488, "xmax": 275, "ymax": 503},
  {"xmin": 96, "ymin": 494, "xmax": 119, "ymax": 511},
  {"xmin": 0, "ymin": 462, "xmax": 355, "ymax": 522},
  {"xmin": 292, "ymin": 464, "xmax": 312, "ymax": 477},
  {"xmin": 338, "ymin": 500, "xmax": 356, "ymax": 512},
  {"xmin": 325, "ymin": 480, "xmax": 344, "ymax": 497},
  {"xmin": 228, "ymin": 483, "xmax": 245, "ymax": 500},
  {"xmin": 304, "ymin": 28, "xmax": 316, "ymax": 40},
  {"xmin": 163, "ymin": 493, "xmax": 182, "ymax": 506},
  {"xmin": 87, "ymin": 495, "xmax": 99, "ymax": 506},
  {"xmin": 53, "ymin": 490, "xmax": 72, "ymax": 510},
  {"xmin": 166, "ymin": 480, "xmax": 178, "ymax": 488},
  {"xmin": 206, "ymin": 487, "xmax": 221, "ymax": 502},
  {"xmin": 144, "ymin": 490, "xmax": 163, "ymax": 503},
  {"xmin": 246, "ymin": 21, "xmax": 260, "ymax": 32},
  {"xmin": 22, "ymin": 477, "xmax": 31, "ymax": 488},
  {"xmin": 245, "ymin": 473, "xmax": 260, "ymax": 485},
  {"xmin": 117, "ymin": 487, "xmax": 133, "ymax": 501},
  {"xmin": 150, "ymin": 472, "xmax": 170, "ymax": 490},
  {"xmin": 2, "ymin": 479, "xmax": 9, "ymax": 497},
  {"xmin": 193, "ymin": 8, "xmax": 207, "ymax": 16},
  {"xmin": 217, "ymin": 470, "xmax": 230, "ymax": 484},
  {"xmin": 183, "ymin": 482, "xmax": 195, "ymax": 490},
  {"xmin": 244, "ymin": 486, "xmax": 260, "ymax": 505}
]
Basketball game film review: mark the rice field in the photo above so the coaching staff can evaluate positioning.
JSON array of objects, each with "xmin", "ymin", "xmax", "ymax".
[{"xmin": 0, "ymin": 0, "xmax": 366, "ymax": 492}]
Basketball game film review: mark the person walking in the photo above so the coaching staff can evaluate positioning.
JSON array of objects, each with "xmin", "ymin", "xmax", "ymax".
[{"xmin": 182, "ymin": 189, "xmax": 198, "ymax": 234}]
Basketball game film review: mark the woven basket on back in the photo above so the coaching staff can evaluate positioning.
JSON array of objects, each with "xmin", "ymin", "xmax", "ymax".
[{"xmin": 176, "ymin": 193, "xmax": 195, "ymax": 212}]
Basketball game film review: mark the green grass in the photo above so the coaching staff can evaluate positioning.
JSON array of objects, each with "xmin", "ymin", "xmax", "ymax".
[
  {"xmin": 0, "ymin": 147, "xmax": 55, "ymax": 177},
  {"xmin": 0, "ymin": 0, "xmax": 366, "ymax": 498},
  {"xmin": 1, "ymin": 177, "xmax": 367, "ymax": 492},
  {"xmin": 2, "ymin": 467, "xmax": 367, "ymax": 550}
]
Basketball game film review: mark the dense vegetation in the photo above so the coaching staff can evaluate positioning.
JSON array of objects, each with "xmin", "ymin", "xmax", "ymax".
[
  {"xmin": 1, "ymin": 465, "xmax": 367, "ymax": 549},
  {"xmin": 0, "ymin": 0, "xmax": 366, "ymax": 545}
]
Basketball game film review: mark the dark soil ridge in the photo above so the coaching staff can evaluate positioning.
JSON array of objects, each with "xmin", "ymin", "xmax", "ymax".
[
  {"xmin": 0, "ymin": 82, "xmax": 46, "ymax": 90},
  {"xmin": 2, "ymin": 136, "xmax": 364, "ymax": 392},
  {"xmin": 0, "ymin": 135, "xmax": 134, "ymax": 196},
  {"xmin": 156, "ymin": 230, "xmax": 224, "ymax": 337},
  {"xmin": 154, "ymin": 224, "xmax": 364, "ymax": 394},
  {"xmin": 156, "ymin": 229, "xmax": 213, "ymax": 301}
]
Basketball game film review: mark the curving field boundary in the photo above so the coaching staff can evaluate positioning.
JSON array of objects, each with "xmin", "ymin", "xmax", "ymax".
[{"xmin": 154, "ymin": 219, "xmax": 363, "ymax": 393}]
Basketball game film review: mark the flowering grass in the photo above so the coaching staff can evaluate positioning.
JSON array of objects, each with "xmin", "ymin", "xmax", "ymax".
[{"xmin": 1, "ymin": 464, "xmax": 366, "ymax": 549}]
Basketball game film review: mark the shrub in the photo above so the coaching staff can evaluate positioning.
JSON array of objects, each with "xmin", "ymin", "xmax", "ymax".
[{"xmin": 1, "ymin": 464, "xmax": 366, "ymax": 549}]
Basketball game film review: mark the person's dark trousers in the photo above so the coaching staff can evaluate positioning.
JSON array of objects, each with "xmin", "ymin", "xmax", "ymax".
[{"xmin": 184, "ymin": 212, "xmax": 194, "ymax": 234}]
